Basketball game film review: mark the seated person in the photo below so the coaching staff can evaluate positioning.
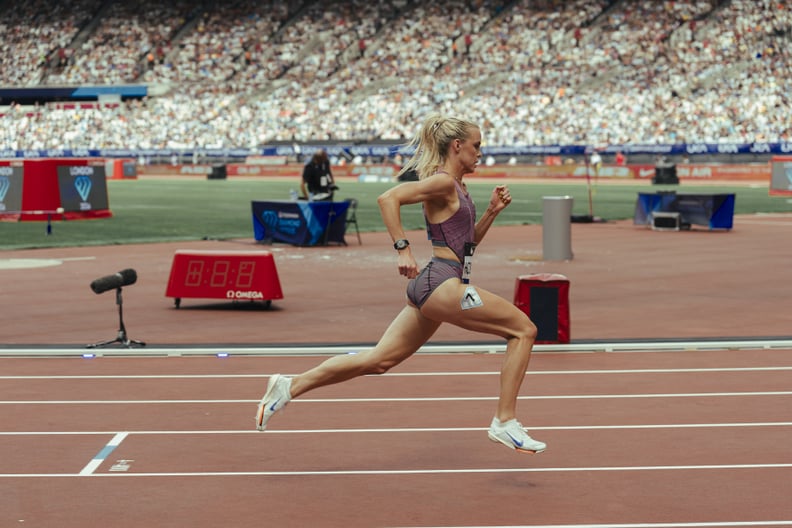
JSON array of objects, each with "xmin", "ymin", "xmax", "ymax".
[{"xmin": 300, "ymin": 150, "xmax": 337, "ymax": 201}]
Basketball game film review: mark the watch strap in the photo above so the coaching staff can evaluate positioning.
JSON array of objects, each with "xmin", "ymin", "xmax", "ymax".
[{"xmin": 394, "ymin": 239, "xmax": 410, "ymax": 250}]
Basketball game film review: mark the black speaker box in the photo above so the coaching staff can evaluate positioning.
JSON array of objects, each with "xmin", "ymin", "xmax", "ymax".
[
  {"xmin": 651, "ymin": 212, "xmax": 681, "ymax": 231},
  {"xmin": 208, "ymin": 165, "xmax": 227, "ymax": 180},
  {"xmin": 653, "ymin": 164, "xmax": 679, "ymax": 184}
]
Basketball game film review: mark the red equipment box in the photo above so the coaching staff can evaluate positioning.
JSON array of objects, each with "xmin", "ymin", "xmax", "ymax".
[
  {"xmin": 165, "ymin": 250, "xmax": 283, "ymax": 308},
  {"xmin": 513, "ymin": 273, "xmax": 570, "ymax": 344}
]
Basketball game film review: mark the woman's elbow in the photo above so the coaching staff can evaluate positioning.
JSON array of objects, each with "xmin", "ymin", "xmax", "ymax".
[{"xmin": 377, "ymin": 190, "xmax": 395, "ymax": 210}]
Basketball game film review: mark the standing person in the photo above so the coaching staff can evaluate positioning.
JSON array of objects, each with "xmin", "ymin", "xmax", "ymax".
[
  {"xmin": 300, "ymin": 149, "xmax": 336, "ymax": 201},
  {"xmin": 256, "ymin": 114, "xmax": 546, "ymax": 454},
  {"xmin": 589, "ymin": 149, "xmax": 602, "ymax": 181}
]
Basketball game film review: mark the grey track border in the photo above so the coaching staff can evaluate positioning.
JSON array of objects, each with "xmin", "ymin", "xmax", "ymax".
[{"xmin": 1, "ymin": 338, "xmax": 792, "ymax": 357}]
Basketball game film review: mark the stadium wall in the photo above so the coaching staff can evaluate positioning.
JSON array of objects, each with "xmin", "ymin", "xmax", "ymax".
[{"xmin": 135, "ymin": 162, "xmax": 772, "ymax": 182}]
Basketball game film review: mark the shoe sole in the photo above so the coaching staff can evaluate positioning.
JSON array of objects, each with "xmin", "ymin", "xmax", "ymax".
[
  {"xmin": 488, "ymin": 432, "xmax": 546, "ymax": 454},
  {"xmin": 255, "ymin": 374, "xmax": 282, "ymax": 431}
]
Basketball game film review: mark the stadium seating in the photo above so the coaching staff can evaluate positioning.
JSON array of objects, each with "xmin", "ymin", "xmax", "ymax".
[{"xmin": 0, "ymin": 0, "xmax": 789, "ymax": 149}]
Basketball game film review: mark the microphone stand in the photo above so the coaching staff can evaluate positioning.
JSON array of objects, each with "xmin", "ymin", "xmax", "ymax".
[{"xmin": 87, "ymin": 287, "xmax": 146, "ymax": 349}]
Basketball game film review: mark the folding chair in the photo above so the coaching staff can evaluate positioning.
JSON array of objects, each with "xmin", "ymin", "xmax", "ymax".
[{"xmin": 345, "ymin": 198, "xmax": 362, "ymax": 245}]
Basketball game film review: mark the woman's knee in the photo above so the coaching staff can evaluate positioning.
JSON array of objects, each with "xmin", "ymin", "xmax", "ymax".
[
  {"xmin": 366, "ymin": 358, "xmax": 400, "ymax": 375},
  {"xmin": 356, "ymin": 349, "xmax": 406, "ymax": 375},
  {"xmin": 512, "ymin": 313, "xmax": 538, "ymax": 342}
]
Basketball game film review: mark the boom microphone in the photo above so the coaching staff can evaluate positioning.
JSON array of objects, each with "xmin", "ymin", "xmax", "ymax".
[{"xmin": 90, "ymin": 269, "xmax": 138, "ymax": 294}]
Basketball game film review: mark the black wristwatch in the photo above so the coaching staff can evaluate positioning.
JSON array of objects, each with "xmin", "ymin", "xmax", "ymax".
[{"xmin": 393, "ymin": 239, "xmax": 410, "ymax": 251}]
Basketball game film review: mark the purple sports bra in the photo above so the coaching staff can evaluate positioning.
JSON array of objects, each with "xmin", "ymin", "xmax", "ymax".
[{"xmin": 424, "ymin": 180, "xmax": 476, "ymax": 262}]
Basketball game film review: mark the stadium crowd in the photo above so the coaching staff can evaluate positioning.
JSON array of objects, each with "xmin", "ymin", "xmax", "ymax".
[{"xmin": 0, "ymin": 0, "xmax": 789, "ymax": 151}]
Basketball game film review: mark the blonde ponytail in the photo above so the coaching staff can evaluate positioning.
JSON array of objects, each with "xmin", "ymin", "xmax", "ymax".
[{"xmin": 398, "ymin": 114, "xmax": 477, "ymax": 180}]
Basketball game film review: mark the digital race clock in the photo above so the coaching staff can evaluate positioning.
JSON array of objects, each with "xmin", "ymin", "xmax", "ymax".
[{"xmin": 165, "ymin": 250, "xmax": 284, "ymax": 308}]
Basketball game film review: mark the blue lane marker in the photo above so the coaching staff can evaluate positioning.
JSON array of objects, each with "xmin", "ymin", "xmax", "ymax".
[{"xmin": 79, "ymin": 432, "xmax": 129, "ymax": 476}]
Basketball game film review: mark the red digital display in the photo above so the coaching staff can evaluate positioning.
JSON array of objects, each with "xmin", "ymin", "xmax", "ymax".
[{"xmin": 165, "ymin": 250, "xmax": 283, "ymax": 308}]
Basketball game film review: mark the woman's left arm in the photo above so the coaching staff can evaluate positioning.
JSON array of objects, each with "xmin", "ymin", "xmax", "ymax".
[{"xmin": 474, "ymin": 185, "xmax": 511, "ymax": 244}]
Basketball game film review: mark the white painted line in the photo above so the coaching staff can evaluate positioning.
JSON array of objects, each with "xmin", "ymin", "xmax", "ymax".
[
  {"xmin": 4, "ymin": 366, "xmax": 792, "ymax": 380},
  {"xmin": 1, "ymin": 338, "xmax": 791, "ymax": 357},
  {"xmin": 391, "ymin": 522, "xmax": 792, "ymax": 527},
  {"xmin": 297, "ymin": 391, "xmax": 792, "ymax": 402},
  {"xmin": 2, "ymin": 422, "xmax": 792, "ymax": 436},
  {"xmin": 78, "ymin": 432, "xmax": 128, "ymax": 476},
  {"xmin": 3, "ymin": 391, "xmax": 792, "ymax": 405},
  {"xmin": 261, "ymin": 422, "xmax": 792, "ymax": 434},
  {"xmin": 4, "ymin": 462, "xmax": 792, "ymax": 479}
]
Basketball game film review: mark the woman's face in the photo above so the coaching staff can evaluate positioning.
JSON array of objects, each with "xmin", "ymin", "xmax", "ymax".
[{"xmin": 454, "ymin": 127, "xmax": 482, "ymax": 173}]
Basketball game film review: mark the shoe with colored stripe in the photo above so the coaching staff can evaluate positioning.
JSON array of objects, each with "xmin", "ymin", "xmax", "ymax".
[
  {"xmin": 488, "ymin": 417, "xmax": 546, "ymax": 453},
  {"xmin": 255, "ymin": 374, "xmax": 292, "ymax": 431}
]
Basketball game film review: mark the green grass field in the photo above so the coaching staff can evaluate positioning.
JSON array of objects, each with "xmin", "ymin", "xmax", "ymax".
[{"xmin": 1, "ymin": 179, "xmax": 789, "ymax": 250}]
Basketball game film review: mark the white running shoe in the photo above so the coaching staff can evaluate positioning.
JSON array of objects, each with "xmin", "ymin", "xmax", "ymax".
[
  {"xmin": 488, "ymin": 417, "xmax": 546, "ymax": 453},
  {"xmin": 255, "ymin": 374, "xmax": 292, "ymax": 431}
]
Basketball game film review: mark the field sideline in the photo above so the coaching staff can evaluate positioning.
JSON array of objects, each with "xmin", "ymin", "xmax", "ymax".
[{"xmin": 1, "ymin": 177, "xmax": 788, "ymax": 251}]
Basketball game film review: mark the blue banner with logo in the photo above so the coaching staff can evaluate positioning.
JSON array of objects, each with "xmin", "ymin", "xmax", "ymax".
[
  {"xmin": 57, "ymin": 165, "xmax": 109, "ymax": 212},
  {"xmin": 0, "ymin": 165, "xmax": 24, "ymax": 213},
  {"xmin": 634, "ymin": 192, "xmax": 735, "ymax": 230},
  {"xmin": 251, "ymin": 200, "xmax": 350, "ymax": 246}
]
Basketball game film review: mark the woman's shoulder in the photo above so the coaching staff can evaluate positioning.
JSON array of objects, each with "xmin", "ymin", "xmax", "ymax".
[
  {"xmin": 418, "ymin": 172, "xmax": 460, "ymax": 208},
  {"xmin": 416, "ymin": 172, "xmax": 456, "ymax": 197},
  {"xmin": 423, "ymin": 171, "xmax": 457, "ymax": 188}
]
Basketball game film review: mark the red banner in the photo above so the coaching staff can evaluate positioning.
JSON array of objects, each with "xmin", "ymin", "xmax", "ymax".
[
  {"xmin": 631, "ymin": 164, "xmax": 770, "ymax": 181},
  {"xmin": 226, "ymin": 164, "xmax": 299, "ymax": 177},
  {"xmin": 137, "ymin": 164, "xmax": 212, "ymax": 176},
  {"xmin": 135, "ymin": 162, "xmax": 772, "ymax": 181}
]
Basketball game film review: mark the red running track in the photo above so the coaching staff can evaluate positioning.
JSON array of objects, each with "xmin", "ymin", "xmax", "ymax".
[{"xmin": 2, "ymin": 347, "xmax": 792, "ymax": 528}]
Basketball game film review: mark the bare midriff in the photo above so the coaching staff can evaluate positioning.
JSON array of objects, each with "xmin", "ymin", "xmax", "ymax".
[{"xmin": 432, "ymin": 246, "xmax": 460, "ymax": 263}]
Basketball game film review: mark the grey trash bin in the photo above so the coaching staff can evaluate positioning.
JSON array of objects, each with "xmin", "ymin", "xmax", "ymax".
[{"xmin": 542, "ymin": 196, "xmax": 573, "ymax": 260}]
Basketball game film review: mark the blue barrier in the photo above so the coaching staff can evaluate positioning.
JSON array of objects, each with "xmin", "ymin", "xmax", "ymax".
[{"xmin": 1, "ymin": 142, "xmax": 791, "ymax": 160}]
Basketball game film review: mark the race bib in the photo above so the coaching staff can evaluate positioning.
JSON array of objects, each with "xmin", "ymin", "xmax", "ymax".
[
  {"xmin": 460, "ymin": 286, "xmax": 483, "ymax": 310},
  {"xmin": 462, "ymin": 242, "xmax": 476, "ymax": 284}
]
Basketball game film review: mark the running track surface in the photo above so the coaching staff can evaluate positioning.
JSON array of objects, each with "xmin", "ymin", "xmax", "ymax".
[
  {"xmin": 2, "ymin": 215, "xmax": 792, "ymax": 346},
  {"xmin": 2, "ymin": 347, "xmax": 792, "ymax": 528},
  {"xmin": 2, "ymin": 213, "xmax": 792, "ymax": 526}
]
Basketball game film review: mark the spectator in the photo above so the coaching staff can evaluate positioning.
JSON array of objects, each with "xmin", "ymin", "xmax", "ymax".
[
  {"xmin": 300, "ymin": 150, "xmax": 337, "ymax": 201},
  {"xmin": 1, "ymin": 0, "xmax": 791, "ymax": 150},
  {"xmin": 589, "ymin": 150, "xmax": 602, "ymax": 180}
]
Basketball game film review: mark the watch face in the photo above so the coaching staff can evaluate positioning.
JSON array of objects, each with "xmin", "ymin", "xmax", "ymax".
[{"xmin": 395, "ymin": 239, "xmax": 409, "ymax": 250}]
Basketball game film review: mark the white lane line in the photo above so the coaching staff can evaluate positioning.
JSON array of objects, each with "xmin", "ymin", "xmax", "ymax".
[
  {"xmin": 3, "ymin": 422, "xmax": 792, "ymax": 436},
  {"xmin": 78, "ymin": 432, "xmax": 128, "ymax": 476},
  {"xmin": 4, "ymin": 462, "xmax": 792, "ymax": 479},
  {"xmin": 391, "ymin": 522, "xmax": 792, "ymax": 527},
  {"xmin": 4, "ymin": 366, "xmax": 792, "ymax": 379},
  {"xmin": 2, "ymin": 339, "xmax": 791, "ymax": 357},
  {"xmin": 2, "ymin": 391, "xmax": 792, "ymax": 405}
]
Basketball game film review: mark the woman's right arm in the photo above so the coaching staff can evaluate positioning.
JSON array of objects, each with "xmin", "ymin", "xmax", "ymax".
[{"xmin": 377, "ymin": 175, "xmax": 455, "ymax": 278}]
